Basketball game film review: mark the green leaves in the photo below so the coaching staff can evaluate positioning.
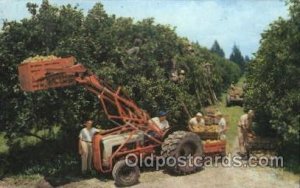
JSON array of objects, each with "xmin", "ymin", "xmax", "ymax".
[
  {"xmin": 210, "ymin": 40, "xmax": 225, "ymax": 58},
  {"xmin": 0, "ymin": 1, "xmax": 245, "ymax": 174},
  {"xmin": 229, "ymin": 45, "xmax": 245, "ymax": 72},
  {"xmin": 0, "ymin": 2, "xmax": 240, "ymax": 142},
  {"xmin": 245, "ymin": 0, "xmax": 300, "ymax": 158}
]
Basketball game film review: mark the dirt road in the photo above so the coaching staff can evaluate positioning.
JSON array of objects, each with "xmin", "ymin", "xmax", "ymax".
[
  {"xmin": 1, "ymin": 160, "xmax": 299, "ymax": 188},
  {"xmin": 59, "ymin": 138, "xmax": 299, "ymax": 188},
  {"xmin": 52, "ymin": 165, "xmax": 298, "ymax": 188},
  {"xmin": 1, "ymin": 137, "xmax": 298, "ymax": 188}
]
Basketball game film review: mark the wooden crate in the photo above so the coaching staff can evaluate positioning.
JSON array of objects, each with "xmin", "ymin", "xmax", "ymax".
[
  {"xmin": 199, "ymin": 132, "xmax": 220, "ymax": 140},
  {"xmin": 203, "ymin": 140, "xmax": 226, "ymax": 154},
  {"xmin": 18, "ymin": 57, "xmax": 76, "ymax": 91}
]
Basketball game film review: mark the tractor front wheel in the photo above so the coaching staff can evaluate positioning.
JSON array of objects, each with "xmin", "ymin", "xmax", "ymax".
[{"xmin": 112, "ymin": 159, "xmax": 140, "ymax": 187}]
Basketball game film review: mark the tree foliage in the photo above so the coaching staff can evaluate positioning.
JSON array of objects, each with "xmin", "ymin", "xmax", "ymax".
[
  {"xmin": 245, "ymin": 0, "xmax": 300, "ymax": 160},
  {"xmin": 244, "ymin": 55, "xmax": 250, "ymax": 63},
  {"xmin": 229, "ymin": 45, "xmax": 245, "ymax": 72},
  {"xmin": 0, "ymin": 1, "xmax": 240, "ymax": 148},
  {"xmin": 210, "ymin": 40, "xmax": 225, "ymax": 58}
]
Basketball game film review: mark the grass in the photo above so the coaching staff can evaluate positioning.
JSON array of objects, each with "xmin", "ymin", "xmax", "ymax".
[
  {"xmin": 1, "ymin": 174, "xmax": 44, "ymax": 187},
  {"xmin": 0, "ymin": 126, "xmax": 61, "ymax": 155},
  {"xmin": 213, "ymin": 95, "xmax": 243, "ymax": 151},
  {"xmin": 210, "ymin": 77, "xmax": 245, "ymax": 151},
  {"xmin": 0, "ymin": 126, "xmax": 65, "ymax": 179},
  {"xmin": 0, "ymin": 132, "xmax": 8, "ymax": 154}
]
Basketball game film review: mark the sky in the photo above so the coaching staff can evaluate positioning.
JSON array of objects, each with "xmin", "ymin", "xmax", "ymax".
[{"xmin": 0, "ymin": 0, "xmax": 289, "ymax": 57}]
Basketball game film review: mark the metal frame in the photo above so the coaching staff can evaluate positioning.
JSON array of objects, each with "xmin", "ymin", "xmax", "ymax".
[{"xmin": 41, "ymin": 63, "xmax": 164, "ymax": 173}]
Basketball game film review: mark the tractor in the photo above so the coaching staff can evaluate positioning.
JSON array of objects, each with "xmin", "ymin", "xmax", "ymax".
[
  {"xmin": 226, "ymin": 85, "xmax": 244, "ymax": 107},
  {"xmin": 18, "ymin": 56, "xmax": 203, "ymax": 186}
]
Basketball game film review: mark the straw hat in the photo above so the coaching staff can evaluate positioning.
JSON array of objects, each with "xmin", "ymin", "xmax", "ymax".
[
  {"xmin": 196, "ymin": 112, "xmax": 203, "ymax": 117},
  {"xmin": 216, "ymin": 112, "xmax": 223, "ymax": 116}
]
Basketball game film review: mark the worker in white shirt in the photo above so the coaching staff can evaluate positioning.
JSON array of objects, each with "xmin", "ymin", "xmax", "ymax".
[
  {"xmin": 216, "ymin": 112, "xmax": 227, "ymax": 140},
  {"xmin": 150, "ymin": 111, "xmax": 170, "ymax": 131},
  {"xmin": 188, "ymin": 112, "xmax": 205, "ymax": 131},
  {"xmin": 78, "ymin": 120, "xmax": 100, "ymax": 174},
  {"xmin": 237, "ymin": 110, "xmax": 254, "ymax": 156}
]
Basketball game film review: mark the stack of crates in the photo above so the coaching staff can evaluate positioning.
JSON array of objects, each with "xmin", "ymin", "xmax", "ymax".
[{"xmin": 201, "ymin": 114, "xmax": 228, "ymax": 156}]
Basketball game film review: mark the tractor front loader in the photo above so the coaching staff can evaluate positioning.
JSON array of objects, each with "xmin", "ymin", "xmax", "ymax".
[{"xmin": 18, "ymin": 56, "xmax": 203, "ymax": 186}]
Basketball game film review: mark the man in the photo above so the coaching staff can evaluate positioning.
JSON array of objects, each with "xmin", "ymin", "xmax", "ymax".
[
  {"xmin": 237, "ymin": 110, "xmax": 254, "ymax": 156},
  {"xmin": 178, "ymin": 69, "xmax": 185, "ymax": 82},
  {"xmin": 150, "ymin": 111, "xmax": 170, "ymax": 131},
  {"xmin": 230, "ymin": 83, "xmax": 235, "ymax": 90},
  {"xmin": 78, "ymin": 120, "xmax": 99, "ymax": 174},
  {"xmin": 216, "ymin": 112, "xmax": 227, "ymax": 139},
  {"xmin": 188, "ymin": 112, "xmax": 205, "ymax": 131}
]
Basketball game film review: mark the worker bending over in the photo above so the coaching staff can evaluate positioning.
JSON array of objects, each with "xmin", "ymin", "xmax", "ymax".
[
  {"xmin": 188, "ymin": 112, "xmax": 205, "ymax": 131},
  {"xmin": 216, "ymin": 112, "xmax": 227, "ymax": 139}
]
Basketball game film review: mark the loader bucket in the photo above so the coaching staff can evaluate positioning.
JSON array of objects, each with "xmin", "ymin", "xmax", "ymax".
[{"xmin": 18, "ymin": 57, "xmax": 76, "ymax": 92}]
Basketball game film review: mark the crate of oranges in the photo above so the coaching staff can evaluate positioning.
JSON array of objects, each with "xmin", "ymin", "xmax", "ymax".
[{"xmin": 18, "ymin": 56, "xmax": 76, "ymax": 91}]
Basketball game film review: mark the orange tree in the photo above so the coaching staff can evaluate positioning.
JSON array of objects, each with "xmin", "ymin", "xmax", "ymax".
[
  {"xmin": 245, "ymin": 0, "xmax": 300, "ymax": 169},
  {"xmin": 0, "ymin": 0, "xmax": 240, "ymax": 175}
]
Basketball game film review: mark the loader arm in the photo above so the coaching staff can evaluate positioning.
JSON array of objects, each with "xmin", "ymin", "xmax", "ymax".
[
  {"xmin": 18, "ymin": 57, "xmax": 205, "ymax": 178},
  {"xmin": 34, "ymin": 63, "xmax": 163, "ymax": 136}
]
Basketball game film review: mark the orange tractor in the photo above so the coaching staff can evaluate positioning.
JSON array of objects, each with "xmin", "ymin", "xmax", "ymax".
[{"xmin": 18, "ymin": 56, "xmax": 203, "ymax": 186}]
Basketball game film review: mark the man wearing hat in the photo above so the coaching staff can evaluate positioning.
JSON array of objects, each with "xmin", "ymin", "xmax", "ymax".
[
  {"xmin": 216, "ymin": 112, "xmax": 227, "ymax": 139},
  {"xmin": 78, "ymin": 120, "xmax": 100, "ymax": 174},
  {"xmin": 178, "ymin": 69, "xmax": 185, "ymax": 82},
  {"xmin": 150, "ymin": 111, "xmax": 170, "ymax": 131},
  {"xmin": 188, "ymin": 112, "xmax": 205, "ymax": 131},
  {"xmin": 237, "ymin": 110, "xmax": 254, "ymax": 156}
]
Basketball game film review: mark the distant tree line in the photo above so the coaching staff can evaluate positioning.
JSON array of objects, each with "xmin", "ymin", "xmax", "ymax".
[{"xmin": 210, "ymin": 40, "xmax": 250, "ymax": 74}]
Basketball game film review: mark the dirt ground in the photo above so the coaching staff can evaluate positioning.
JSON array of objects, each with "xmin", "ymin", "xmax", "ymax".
[
  {"xmin": 59, "ymin": 138, "xmax": 300, "ymax": 188},
  {"xmin": 1, "ymin": 138, "xmax": 299, "ymax": 188},
  {"xmin": 44, "ymin": 166, "xmax": 297, "ymax": 188}
]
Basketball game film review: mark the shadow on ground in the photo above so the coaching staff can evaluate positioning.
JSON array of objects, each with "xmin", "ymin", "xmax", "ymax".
[{"xmin": 0, "ymin": 135, "xmax": 113, "ymax": 187}]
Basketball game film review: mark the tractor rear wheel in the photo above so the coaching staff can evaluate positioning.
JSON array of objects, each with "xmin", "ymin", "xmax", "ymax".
[
  {"xmin": 161, "ymin": 131, "xmax": 203, "ymax": 175},
  {"xmin": 112, "ymin": 159, "xmax": 140, "ymax": 187}
]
